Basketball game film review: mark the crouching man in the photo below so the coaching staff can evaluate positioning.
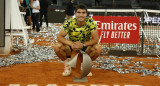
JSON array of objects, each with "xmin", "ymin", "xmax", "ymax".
[{"xmin": 53, "ymin": 4, "xmax": 102, "ymax": 76}]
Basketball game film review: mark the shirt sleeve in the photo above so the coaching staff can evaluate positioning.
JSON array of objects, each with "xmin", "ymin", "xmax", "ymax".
[
  {"xmin": 62, "ymin": 20, "xmax": 71, "ymax": 33},
  {"xmin": 90, "ymin": 18, "xmax": 97, "ymax": 32}
]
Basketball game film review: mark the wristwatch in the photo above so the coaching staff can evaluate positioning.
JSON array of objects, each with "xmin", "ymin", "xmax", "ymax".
[{"xmin": 83, "ymin": 43, "xmax": 86, "ymax": 47}]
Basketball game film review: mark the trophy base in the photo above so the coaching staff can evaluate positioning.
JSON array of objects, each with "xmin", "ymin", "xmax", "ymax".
[{"xmin": 73, "ymin": 77, "xmax": 88, "ymax": 82}]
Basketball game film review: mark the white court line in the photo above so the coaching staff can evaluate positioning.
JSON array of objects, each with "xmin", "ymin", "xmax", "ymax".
[
  {"xmin": 27, "ymin": 84, "xmax": 38, "ymax": 86},
  {"xmin": 90, "ymin": 84, "xmax": 109, "ymax": 86},
  {"xmin": 66, "ymin": 84, "xmax": 85, "ymax": 86},
  {"xmin": 47, "ymin": 84, "xmax": 58, "ymax": 86},
  {"xmin": 9, "ymin": 84, "xmax": 20, "ymax": 86}
]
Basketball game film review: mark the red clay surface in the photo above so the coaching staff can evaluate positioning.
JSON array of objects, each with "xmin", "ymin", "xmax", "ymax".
[{"xmin": 0, "ymin": 58, "xmax": 160, "ymax": 86}]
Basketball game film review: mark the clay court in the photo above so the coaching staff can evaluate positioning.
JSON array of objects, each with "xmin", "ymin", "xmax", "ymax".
[{"xmin": 0, "ymin": 53, "xmax": 160, "ymax": 86}]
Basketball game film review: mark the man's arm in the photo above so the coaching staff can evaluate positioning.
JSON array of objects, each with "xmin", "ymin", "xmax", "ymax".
[
  {"xmin": 57, "ymin": 29, "xmax": 73, "ymax": 46},
  {"xmin": 57, "ymin": 29, "xmax": 78, "ymax": 50},
  {"xmin": 74, "ymin": 29, "xmax": 99, "ymax": 49},
  {"xmin": 84, "ymin": 29, "xmax": 99, "ymax": 46}
]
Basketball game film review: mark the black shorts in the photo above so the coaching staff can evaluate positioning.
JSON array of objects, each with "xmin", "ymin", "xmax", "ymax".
[
  {"xmin": 69, "ymin": 46, "xmax": 88, "ymax": 52},
  {"xmin": 26, "ymin": 8, "xmax": 31, "ymax": 16},
  {"xmin": 68, "ymin": 46, "xmax": 88, "ymax": 58}
]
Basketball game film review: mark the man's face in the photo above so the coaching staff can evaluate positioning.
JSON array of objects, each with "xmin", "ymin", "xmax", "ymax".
[
  {"xmin": 71, "ymin": 0, "xmax": 74, "ymax": 2},
  {"xmin": 75, "ymin": 9, "xmax": 87, "ymax": 22}
]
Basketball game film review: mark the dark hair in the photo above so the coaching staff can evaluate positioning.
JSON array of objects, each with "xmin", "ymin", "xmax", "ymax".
[{"xmin": 75, "ymin": 4, "xmax": 87, "ymax": 13}]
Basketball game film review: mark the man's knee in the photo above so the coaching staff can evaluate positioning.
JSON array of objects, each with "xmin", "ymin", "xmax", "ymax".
[
  {"xmin": 53, "ymin": 42, "xmax": 63, "ymax": 52},
  {"xmin": 86, "ymin": 44, "xmax": 101, "ymax": 54},
  {"xmin": 93, "ymin": 44, "xmax": 102, "ymax": 53}
]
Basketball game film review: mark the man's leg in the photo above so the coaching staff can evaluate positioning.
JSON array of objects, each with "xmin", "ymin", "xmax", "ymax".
[
  {"xmin": 95, "ymin": 0, "xmax": 97, "ymax": 6},
  {"xmin": 85, "ymin": 44, "xmax": 102, "ymax": 61},
  {"xmin": 35, "ymin": 13, "xmax": 40, "ymax": 32},
  {"xmin": 54, "ymin": 42, "xmax": 72, "ymax": 76},
  {"xmin": 53, "ymin": 42, "xmax": 71, "ymax": 61},
  {"xmin": 40, "ymin": 11, "xmax": 43, "ymax": 27},
  {"xmin": 44, "ymin": 11, "xmax": 48, "ymax": 27},
  {"xmin": 27, "ymin": 16, "xmax": 32, "ymax": 26},
  {"xmin": 32, "ymin": 13, "xmax": 35, "ymax": 31}
]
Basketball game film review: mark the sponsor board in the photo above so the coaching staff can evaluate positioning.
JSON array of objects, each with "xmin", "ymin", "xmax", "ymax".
[{"xmin": 92, "ymin": 16, "xmax": 140, "ymax": 44}]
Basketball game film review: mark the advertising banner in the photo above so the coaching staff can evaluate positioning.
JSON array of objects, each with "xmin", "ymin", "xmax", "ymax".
[{"xmin": 93, "ymin": 16, "xmax": 140, "ymax": 43}]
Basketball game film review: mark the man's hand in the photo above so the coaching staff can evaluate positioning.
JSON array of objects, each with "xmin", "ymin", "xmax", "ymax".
[
  {"xmin": 74, "ymin": 41, "xmax": 83, "ymax": 49},
  {"xmin": 71, "ymin": 42, "xmax": 78, "ymax": 50}
]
